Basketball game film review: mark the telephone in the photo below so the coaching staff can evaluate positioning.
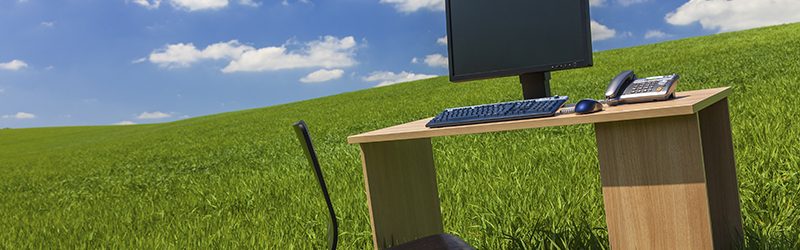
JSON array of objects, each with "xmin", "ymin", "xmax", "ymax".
[{"xmin": 605, "ymin": 70, "xmax": 680, "ymax": 105}]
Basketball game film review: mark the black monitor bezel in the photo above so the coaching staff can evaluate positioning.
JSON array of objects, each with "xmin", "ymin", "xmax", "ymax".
[{"xmin": 445, "ymin": 0, "xmax": 594, "ymax": 82}]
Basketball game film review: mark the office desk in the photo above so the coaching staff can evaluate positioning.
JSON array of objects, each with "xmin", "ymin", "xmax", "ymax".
[{"xmin": 348, "ymin": 87, "xmax": 742, "ymax": 249}]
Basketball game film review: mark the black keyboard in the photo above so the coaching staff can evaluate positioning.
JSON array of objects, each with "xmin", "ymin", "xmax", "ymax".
[{"xmin": 426, "ymin": 96, "xmax": 568, "ymax": 128}]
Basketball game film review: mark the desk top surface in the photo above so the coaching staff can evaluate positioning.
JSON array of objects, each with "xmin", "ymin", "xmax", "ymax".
[{"xmin": 348, "ymin": 87, "xmax": 731, "ymax": 144}]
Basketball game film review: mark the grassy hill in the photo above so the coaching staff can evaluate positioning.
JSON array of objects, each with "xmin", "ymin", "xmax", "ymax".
[{"xmin": 2, "ymin": 23, "xmax": 800, "ymax": 249}]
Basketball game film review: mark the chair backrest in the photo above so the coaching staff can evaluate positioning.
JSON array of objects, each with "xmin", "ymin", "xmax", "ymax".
[{"xmin": 293, "ymin": 120, "xmax": 338, "ymax": 250}]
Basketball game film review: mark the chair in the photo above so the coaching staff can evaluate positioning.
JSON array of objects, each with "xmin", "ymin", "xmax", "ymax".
[{"xmin": 292, "ymin": 120, "xmax": 475, "ymax": 250}]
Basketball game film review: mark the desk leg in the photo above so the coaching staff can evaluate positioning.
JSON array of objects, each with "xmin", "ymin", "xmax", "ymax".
[
  {"xmin": 595, "ymin": 99, "xmax": 742, "ymax": 249},
  {"xmin": 360, "ymin": 138, "xmax": 443, "ymax": 249}
]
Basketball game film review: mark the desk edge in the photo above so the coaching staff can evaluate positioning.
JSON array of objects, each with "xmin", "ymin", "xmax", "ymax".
[{"xmin": 348, "ymin": 87, "xmax": 731, "ymax": 144}]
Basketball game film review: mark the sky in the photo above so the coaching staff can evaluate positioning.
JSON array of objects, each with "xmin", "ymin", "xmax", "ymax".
[{"xmin": 1, "ymin": 0, "xmax": 799, "ymax": 128}]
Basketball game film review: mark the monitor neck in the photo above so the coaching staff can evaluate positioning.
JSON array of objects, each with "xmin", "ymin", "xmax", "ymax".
[{"xmin": 520, "ymin": 71, "xmax": 552, "ymax": 99}]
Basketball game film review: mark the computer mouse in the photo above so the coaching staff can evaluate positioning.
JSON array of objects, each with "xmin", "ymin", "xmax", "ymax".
[{"xmin": 575, "ymin": 99, "xmax": 603, "ymax": 114}]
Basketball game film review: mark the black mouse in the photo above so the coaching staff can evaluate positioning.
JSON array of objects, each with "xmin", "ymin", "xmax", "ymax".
[{"xmin": 575, "ymin": 99, "xmax": 603, "ymax": 114}]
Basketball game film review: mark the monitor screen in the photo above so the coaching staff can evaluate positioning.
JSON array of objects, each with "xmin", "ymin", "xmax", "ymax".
[{"xmin": 446, "ymin": 0, "xmax": 593, "ymax": 82}]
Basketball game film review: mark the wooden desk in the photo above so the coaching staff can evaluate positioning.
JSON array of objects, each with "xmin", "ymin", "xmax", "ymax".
[{"xmin": 348, "ymin": 87, "xmax": 743, "ymax": 249}]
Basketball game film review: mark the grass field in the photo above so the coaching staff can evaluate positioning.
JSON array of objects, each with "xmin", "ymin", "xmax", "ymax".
[{"xmin": 2, "ymin": 23, "xmax": 800, "ymax": 249}]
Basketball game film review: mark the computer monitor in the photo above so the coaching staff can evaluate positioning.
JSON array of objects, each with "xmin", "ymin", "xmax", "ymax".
[{"xmin": 445, "ymin": 0, "xmax": 593, "ymax": 99}]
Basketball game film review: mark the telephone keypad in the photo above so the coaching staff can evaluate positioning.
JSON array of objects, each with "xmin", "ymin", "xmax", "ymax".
[{"xmin": 625, "ymin": 79, "xmax": 663, "ymax": 95}]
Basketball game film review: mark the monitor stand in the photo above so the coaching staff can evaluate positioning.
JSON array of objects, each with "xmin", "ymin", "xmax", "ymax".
[{"xmin": 520, "ymin": 72, "xmax": 551, "ymax": 99}]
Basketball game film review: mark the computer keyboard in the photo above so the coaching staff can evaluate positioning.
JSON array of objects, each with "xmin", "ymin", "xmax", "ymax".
[{"xmin": 426, "ymin": 96, "xmax": 569, "ymax": 128}]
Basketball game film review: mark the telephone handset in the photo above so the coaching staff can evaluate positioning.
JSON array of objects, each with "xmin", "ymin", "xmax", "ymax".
[
  {"xmin": 605, "ymin": 70, "xmax": 636, "ymax": 99},
  {"xmin": 605, "ymin": 70, "xmax": 680, "ymax": 105}
]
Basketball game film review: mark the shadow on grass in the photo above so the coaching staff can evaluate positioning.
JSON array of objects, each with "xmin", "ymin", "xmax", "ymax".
[
  {"xmin": 493, "ymin": 218, "xmax": 608, "ymax": 250},
  {"xmin": 485, "ymin": 221, "xmax": 799, "ymax": 249}
]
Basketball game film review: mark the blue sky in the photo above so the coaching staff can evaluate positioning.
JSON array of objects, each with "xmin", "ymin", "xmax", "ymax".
[{"xmin": 1, "ymin": 0, "xmax": 798, "ymax": 128}]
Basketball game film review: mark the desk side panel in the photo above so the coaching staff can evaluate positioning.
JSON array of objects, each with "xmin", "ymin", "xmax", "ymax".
[
  {"xmin": 596, "ymin": 114, "xmax": 714, "ymax": 249},
  {"xmin": 698, "ymin": 98, "xmax": 744, "ymax": 248},
  {"xmin": 359, "ymin": 139, "xmax": 444, "ymax": 249}
]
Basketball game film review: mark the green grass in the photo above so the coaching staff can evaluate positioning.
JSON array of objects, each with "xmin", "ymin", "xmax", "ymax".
[{"xmin": 2, "ymin": 23, "xmax": 800, "ymax": 249}]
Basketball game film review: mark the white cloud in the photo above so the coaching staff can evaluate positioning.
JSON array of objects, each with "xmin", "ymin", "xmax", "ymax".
[
  {"xmin": 132, "ymin": 0, "xmax": 161, "ymax": 9},
  {"xmin": 2, "ymin": 112, "xmax": 36, "ymax": 120},
  {"xmin": 380, "ymin": 0, "xmax": 444, "ymax": 13},
  {"xmin": 281, "ymin": 0, "xmax": 310, "ymax": 5},
  {"xmin": 363, "ymin": 71, "xmax": 437, "ymax": 87},
  {"xmin": 202, "ymin": 40, "xmax": 255, "ymax": 60},
  {"xmin": 132, "ymin": 0, "xmax": 258, "ymax": 11},
  {"xmin": 423, "ymin": 54, "xmax": 448, "ymax": 68},
  {"xmin": 644, "ymin": 30, "xmax": 669, "ymax": 39},
  {"xmin": 148, "ymin": 40, "xmax": 253, "ymax": 68},
  {"xmin": 590, "ymin": 20, "xmax": 616, "ymax": 41},
  {"xmin": 170, "ymin": 0, "xmax": 228, "ymax": 11},
  {"xmin": 114, "ymin": 121, "xmax": 137, "ymax": 125},
  {"xmin": 591, "ymin": 0, "xmax": 648, "ymax": 7},
  {"xmin": 137, "ymin": 111, "xmax": 172, "ymax": 120},
  {"xmin": 666, "ymin": 0, "xmax": 800, "ymax": 33},
  {"xmin": 132, "ymin": 57, "xmax": 147, "ymax": 64},
  {"xmin": 222, "ymin": 36, "xmax": 357, "ymax": 73},
  {"xmin": 411, "ymin": 57, "xmax": 419, "ymax": 64},
  {"xmin": 437, "ymin": 36, "xmax": 447, "ymax": 46},
  {"xmin": 617, "ymin": 0, "xmax": 648, "ymax": 6},
  {"xmin": 0, "ymin": 60, "xmax": 28, "ymax": 71},
  {"xmin": 40, "ymin": 21, "xmax": 55, "ymax": 27},
  {"xmin": 149, "ymin": 43, "xmax": 207, "ymax": 68},
  {"xmin": 149, "ymin": 37, "xmax": 358, "ymax": 73},
  {"xmin": 300, "ymin": 69, "xmax": 344, "ymax": 83},
  {"xmin": 239, "ymin": 0, "xmax": 260, "ymax": 7}
]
